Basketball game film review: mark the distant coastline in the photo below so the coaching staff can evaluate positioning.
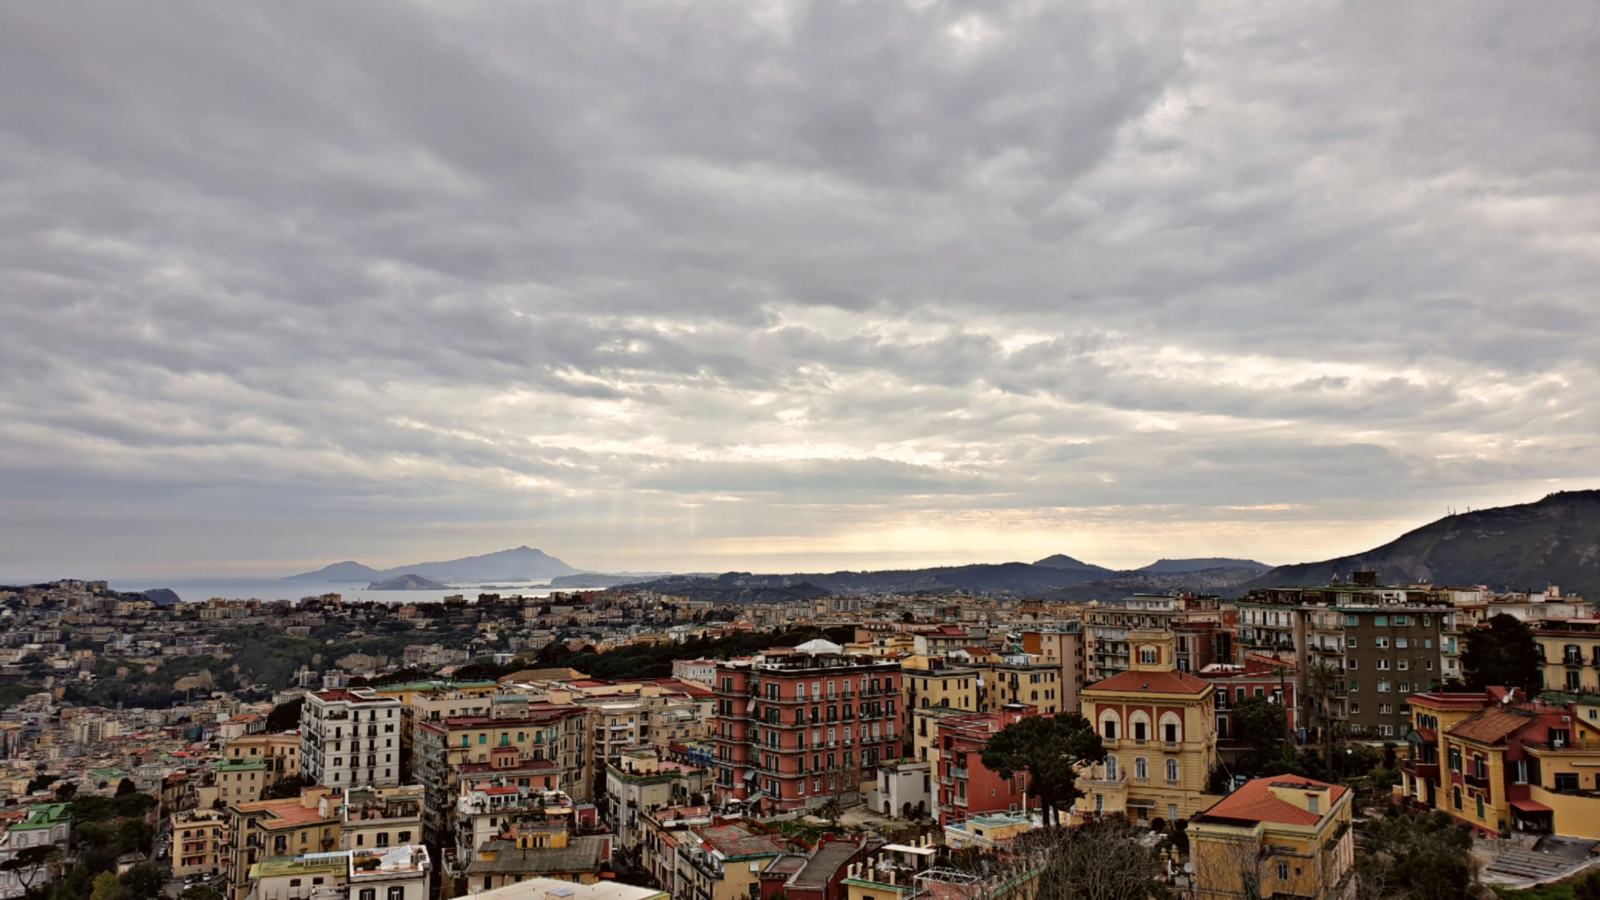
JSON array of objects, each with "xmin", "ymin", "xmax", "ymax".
[{"xmin": 106, "ymin": 576, "xmax": 562, "ymax": 604}]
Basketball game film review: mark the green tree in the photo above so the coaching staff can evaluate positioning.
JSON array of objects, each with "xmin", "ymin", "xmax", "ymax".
[
  {"xmin": 265, "ymin": 697, "xmax": 304, "ymax": 732},
  {"xmin": 114, "ymin": 778, "xmax": 137, "ymax": 797},
  {"xmin": 179, "ymin": 888, "xmax": 225, "ymax": 900},
  {"xmin": 1574, "ymin": 868, "xmax": 1600, "ymax": 900},
  {"xmin": 89, "ymin": 871, "xmax": 124, "ymax": 900},
  {"xmin": 119, "ymin": 862, "xmax": 164, "ymax": 899},
  {"xmin": 0, "ymin": 845, "xmax": 61, "ymax": 892},
  {"xmin": 980, "ymin": 712, "xmax": 1104, "ymax": 829},
  {"xmin": 1357, "ymin": 810, "xmax": 1474, "ymax": 900},
  {"xmin": 1230, "ymin": 696, "xmax": 1291, "ymax": 777},
  {"xmin": 1462, "ymin": 613, "xmax": 1542, "ymax": 696}
]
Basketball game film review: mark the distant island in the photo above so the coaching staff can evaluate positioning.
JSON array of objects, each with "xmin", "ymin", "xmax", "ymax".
[
  {"xmin": 288, "ymin": 545, "xmax": 580, "ymax": 583},
  {"xmin": 367, "ymin": 573, "xmax": 449, "ymax": 591}
]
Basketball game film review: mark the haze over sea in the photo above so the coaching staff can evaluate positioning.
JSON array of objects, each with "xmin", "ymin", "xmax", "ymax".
[{"xmin": 108, "ymin": 577, "xmax": 561, "ymax": 605}]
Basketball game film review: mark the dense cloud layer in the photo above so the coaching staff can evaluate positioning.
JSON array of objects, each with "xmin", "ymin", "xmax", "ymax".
[{"xmin": 3, "ymin": 1, "xmax": 1599, "ymax": 578}]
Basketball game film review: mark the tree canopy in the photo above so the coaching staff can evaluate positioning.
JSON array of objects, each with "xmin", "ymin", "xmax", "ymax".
[
  {"xmin": 1357, "ymin": 810, "xmax": 1475, "ymax": 900},
  {"xmin": 1462, "ymin": 613, "xmax": 1542, "ymax": 696},
  {"xmin": 980, "ymin": 712, "xmax": 1104, "ymax": 828}
]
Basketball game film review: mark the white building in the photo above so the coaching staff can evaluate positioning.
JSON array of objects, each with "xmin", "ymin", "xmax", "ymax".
[{"xmin": 300, "ymin": 688, "xmax": 403, "ymax": 789}]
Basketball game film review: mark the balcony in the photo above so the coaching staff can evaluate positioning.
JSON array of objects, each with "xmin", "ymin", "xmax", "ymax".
[
  {"xmin": 1085, "ymin": 771, "xmax": 1126, "ymax": 788},
  {"xmin": 1464, "ymin": 772, "xmax": 1490, "ymax": 790}
]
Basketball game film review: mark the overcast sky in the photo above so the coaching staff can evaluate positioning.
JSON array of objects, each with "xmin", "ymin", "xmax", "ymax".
[{"xmin": 3, "ymin": 2, "xmax": 1599, "ymax": 581}]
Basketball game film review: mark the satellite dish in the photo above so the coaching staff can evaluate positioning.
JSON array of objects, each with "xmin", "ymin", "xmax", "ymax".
[{"xmin": 1183, "ymin": 863, "xmax": 1194, "ymax": 874}]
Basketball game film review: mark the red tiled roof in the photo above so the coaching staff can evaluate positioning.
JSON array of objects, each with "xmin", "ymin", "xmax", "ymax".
[
  {"xmin": 1086, "ymin": 670, "xmax": 1210, "ymax": 695},
  {"xmin": 1447, "ymin": 706, "xmax": 1539, "ymax": 745},
  {"xmin": 1198, "ymin": 777, "xmax": 1346, "ymax": 826}
]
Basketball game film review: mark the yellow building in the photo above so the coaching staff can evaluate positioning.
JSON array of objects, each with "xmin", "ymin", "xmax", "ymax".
[
  {"xmin": 976, "ymin": 654, "xmax": 1061, "ymax": 715},
  {"xmin": 903, "ymin": 661, "xmax": 981, "ymax": 757},
  {"xmin": 226, "ymin": 787, "xmax": 343, "ymax": 900},
  {"xmin": 223, "ymin": 731, "xmax": 301, "ymax": 786},
  {"xmin": 212, "ymin": 758, "xmax": 267, "ymax": 807},
  {"xmin": 1079, "ymin": 630, "xmax": 1219, "ymax": 826},
  {"xmin": 1189, "ymin": 776, "xmax": 1355, "ymax": 899},
  {"xmin": 672, "ymin": 820, "xmax": 787, "ymax": 900},
  {"xmin": 1402, "ymin": 688, "xmax": 1600, "ymax": 838},
  {"xmin": 170, "ymin": 807, "xmax": 228, "ymax": 881},
  {"xmin": 1535, "ymin": 619, "xmax": 1600, "ymax": 694}
]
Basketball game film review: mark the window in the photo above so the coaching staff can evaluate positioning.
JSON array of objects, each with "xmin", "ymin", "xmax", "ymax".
[
  {"xmin": 1345, "ymin": 615, "xmax": 1359, "ymax": 627},
  {"xmin": 1375, "ymin": 637, "xmax": 1389, "ymax": 649},
  {"xmin": 1397, "ymin": 659, "xmax": 1409, "ymax": 671},
  {"xmin": 1346, "ymin": 637, "xmax": 1357, "ymax": 648},
  {"xmin": 1377, "ymin": 659, "xmax": 1390, "ymax": 670},
  {"xmin": 1452, "ymin": 786, "xmax": 1462, "ymax": 809},
  {"xmin": 1396, "ymin": 637, "xmax": 1408, "ymax": 649},
  {"xmin": 1308, "ymin": 795, "xmax": 1320, "ymax": 814},
  {"xmin": 1277, "ymin": 860, "xmax": 1289, "ymax": 880},
  {"xmin": 1105, "ymin": 756, "xmax": 1118, "ymax": 780},
  {"xmin": 1377, "ymin": 681, "xmax": 1391, "ymax": 693},
  {"xmin": 359, "ymin": 891, "xmax": 376, "ymax": 900},
  {"xmin": 1346, "ymin": 658, "xmax": 1358, "ymax": 670},
  {"xmin": 1135, "ymin": 757, "xmax": 1148, "ymax": 780},
  {"xmin": 1395, "ymin": 615, "xmax": 1408, "ymax": 626},
  {"xmin": 388, "ymin": 888, "xmax": 405, "ymax": 900},
  {"xmin": 1476, "ymin": 795, "xmax": 1485, "ymax": 819},
  {"xmin": 1167, "ymin": 759, "xmax": 1180, "ymax": 783}
]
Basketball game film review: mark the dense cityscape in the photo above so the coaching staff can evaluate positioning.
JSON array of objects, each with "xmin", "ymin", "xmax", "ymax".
[
  {"xmin": 6, "ymin": 1, "xmax": 1599, "ymax": 899},
  {"xmin": 4, "ymin": 534, "xmax": 1600, "ymax": 899}
]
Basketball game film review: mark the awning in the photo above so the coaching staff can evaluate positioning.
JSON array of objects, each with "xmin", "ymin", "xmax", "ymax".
[{"xmin": 1511, "ymin": 799, "xmax": 1553, "ymax": 814}]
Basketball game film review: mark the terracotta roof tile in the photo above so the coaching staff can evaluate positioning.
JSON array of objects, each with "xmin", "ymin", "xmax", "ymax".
[
  {"xmin": 1085, "ymin": 670, "xmax": 1210, "ymax": 695},
  {"xmin": 1197, "ymin": 776, "xmax": 1346, "ymax": 826},
  {"xmin": 1446, "ymin": 706, "xmax": 1539, "ymax": 745}
]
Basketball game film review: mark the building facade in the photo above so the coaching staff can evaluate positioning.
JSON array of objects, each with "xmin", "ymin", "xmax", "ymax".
[
  {"xmin": 299, "ymin": 689, "xmax": 403, "ymax": 790},
  {"xmin": 1079, "ymin": 630, "xmax": 1219, "ymax": 827},
  {"xmin": 712, "ymin": 646, "xmax": 903, "ymax": 815}
]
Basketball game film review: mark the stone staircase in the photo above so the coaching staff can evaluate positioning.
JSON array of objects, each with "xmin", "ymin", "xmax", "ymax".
[{"xmin": 1484, "ymin": 847, "xmax": 1590, "ymax": 883}]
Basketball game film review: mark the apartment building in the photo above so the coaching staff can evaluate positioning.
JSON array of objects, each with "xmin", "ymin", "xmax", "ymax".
[
  {"xmin": 300, "ymin": 689, "xmax": 403, "ymax": 790},
  {"xmin": 975, "ymin": 653, "xmax": 1061, "ymax": 716},
  {"xmin": 605, "ymin": 748, "xmax": 710, "ymax": 853},
  {"xmin": 1240, "ymin": 576, "xmax": 1461, "ymax": 743},
  {"xmin": 901, "ymin": 659, "xmax": 980, "ymax": 757},
  {"xmin": 931, "ymin": 707, "xmax": 1032, "ymax": 826},
  {"xmin": 223, "ymin": 731, "xmax": 301, "ymax": 787},
  {"xmin": 711, "ymin": 642, "xmax": 902, "ymax": 815},
  {"xmin": 1401, "ymin": 688, "xmax": 1600, "ymax": 839},
  {"xmin": 341, "ymin": 784, "xmax": 424, "ymax": 851},
  {"xmin": 413, "ymin": 705, "xmax": 590, "ymax": 840},
  {"xmin": 225, "ymin": 787, "xmax": 343, "ymax": 900},
  {"xmin": 1535, "ymin": 619, "xmax": 1600, "ymax": 694},
  {"xmin": 1080, "ymin": 630, "xmax": 1219, "ymax": 827},
  {"xmin": 1086, "ymin": 595, "xmax": 1181, "ymax": 681},
  {"xmin": 1020, "ymin": 625, "xmax": 1086, "ymax": 713},
  {"xmin": 212, "ymin": 758, "xmax": 267, "ymax": 807},
  {"xmin": 170, "ymin": 807, "xmax": 228, "ymax": 881},
  {"xmin": 673, "ymin": 820, "xmax": 788, "ymax": 900}
]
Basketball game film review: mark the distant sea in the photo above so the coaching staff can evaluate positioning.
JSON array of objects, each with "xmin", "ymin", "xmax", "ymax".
[{"xmin": 108, "ymin": 577, "xmax": 561, "ymax": 605}]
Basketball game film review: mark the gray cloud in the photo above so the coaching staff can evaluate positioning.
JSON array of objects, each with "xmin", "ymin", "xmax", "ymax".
[{"xmin": 2, "ymin": 0, "xmax": 1599, "ymax": 579}]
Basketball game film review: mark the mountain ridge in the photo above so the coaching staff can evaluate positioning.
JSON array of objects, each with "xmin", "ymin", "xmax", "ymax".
[{"xmin": 1239, "ymin": 491, "xmax": 1600, "ymax": 597}]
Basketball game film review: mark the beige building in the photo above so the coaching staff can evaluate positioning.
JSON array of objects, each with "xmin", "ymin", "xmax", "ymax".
[
  {"xmin": 1189, "ymin": 776, "xmax": 1355, "ymax": 899},
  {"xmin": 170, "ymin": 807, "xmax": 228, "ymax": 881},
  {"xmin": 1079, "ymin": 630, "xmax": 1220, "ymax": 827},
  {"xmin": 342, "ymin": 784, "xmax": 424, "ymax": 852}
]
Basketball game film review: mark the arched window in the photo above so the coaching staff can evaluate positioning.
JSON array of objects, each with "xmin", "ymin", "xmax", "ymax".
[
  {"xmin": 1129, "ymin": 711, "xmax": 1152, "ymax": 742},
  {"xmin": 1098, "ymin": 709, "xmax": 1121, "ymax": 741},
  {"xmin": 1159, "ymin": 712, "xmax": 1183, "ymax": 744}
]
